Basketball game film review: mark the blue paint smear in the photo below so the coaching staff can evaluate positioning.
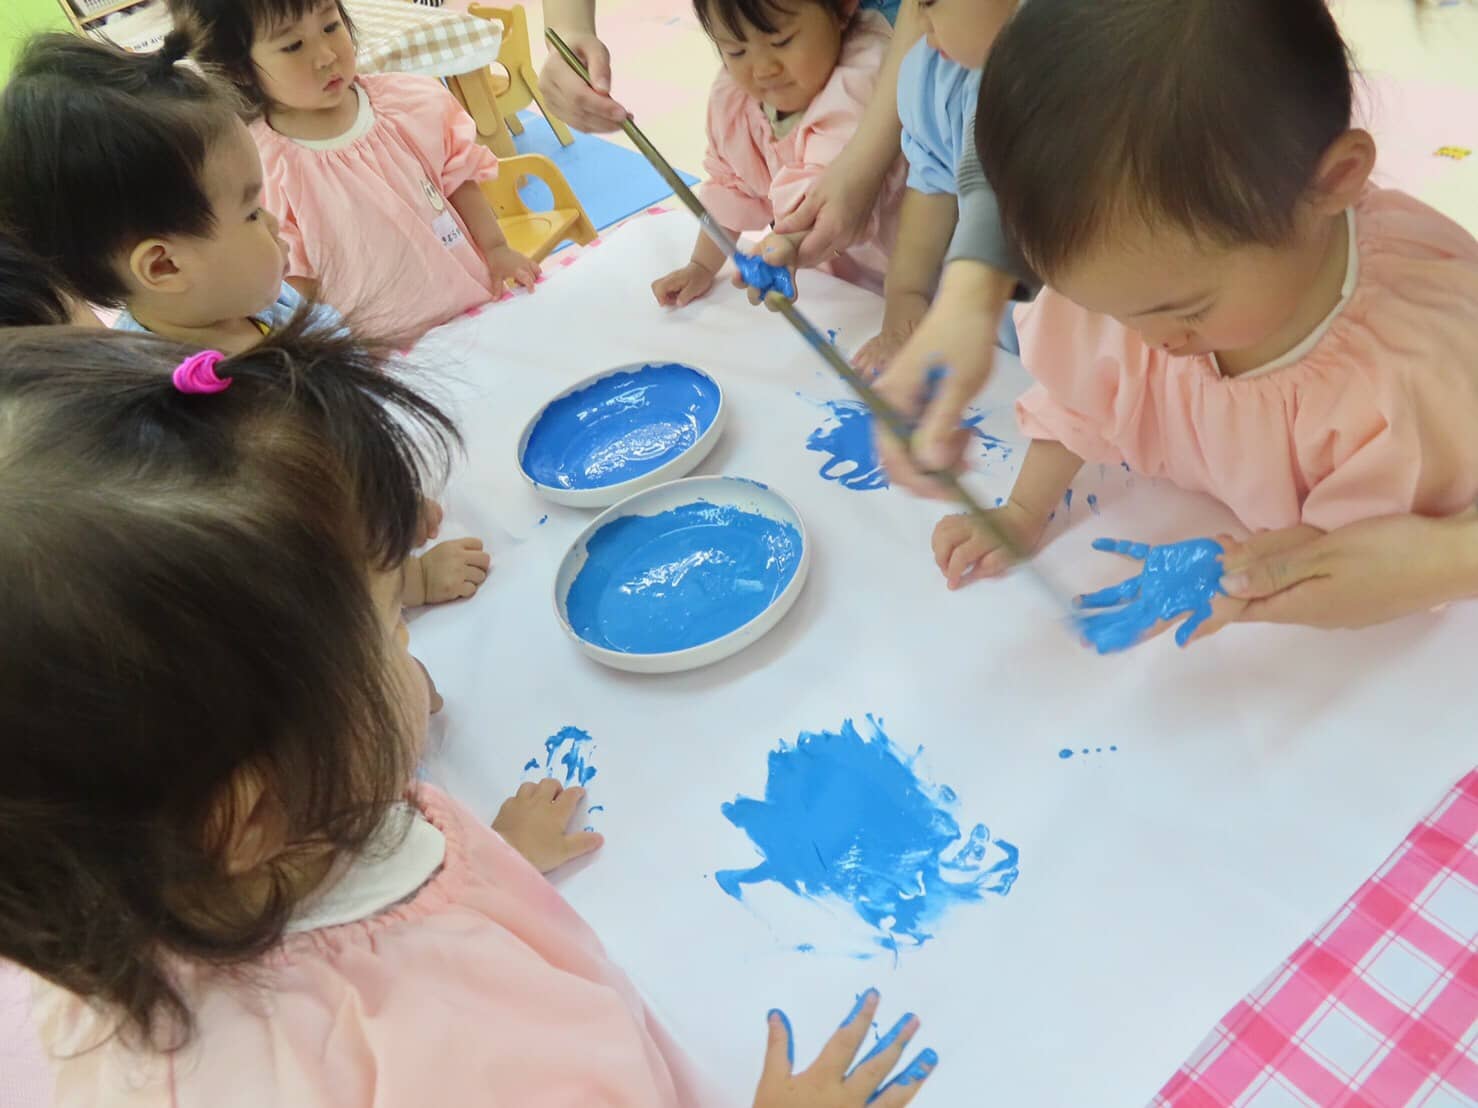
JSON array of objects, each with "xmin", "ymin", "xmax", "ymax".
[
  {"xmin": 1059, "ymin": 746, "xmax": 1120, "ymax": 760},
  {"xmin": 826, "ymin": 328, "xmax": 839, "ymax": 346},
  {"xmin": 588, "ymin": 804, "xmax": 605, "ymax": 813},
  {"xmin": 1064, "ymin": 489, "xmax": 1073, "ymax": 511},
  {"xmin": 869, "ymin": 1049, "xmax": 938, "ymax": 1102},
  {"xmin": 531, "ymin": 725, "xmax": 598, "ymax": 786},
  {"xmin": 522, "ymin": 757, "xmax": 540, "ymax": 771},
  {"xmin": 734, "ymin": 251, "xmax": 796, "ymax": 299},
  {"xmin": 1087, "ymin": 494, "xmax": 1100, "ymax": 515},
  {"xmin": 521, "ymin": 363, "xmax": 720, "ymax": 491},
  {"xmin": 1075, "ymin": 537, "xmax": 1226, "ymax": 654},
  {"xmin": 538, "ymin": 515, "xmax": 549, "ymax": 525},
  {"xmin": 716, "ymin": 716, "xmax": 1019, "ymax": 954},
  {"xmin": 566, "ymin": 501, "xmax": 803, "ymax": 654},
  {"xmin": 804, "ymin": 402, "xmax": 1011, "ymax": 493},
  {"xmin": 769, "ymin": 1009, "xmax": 795, "ymax": 1065}
]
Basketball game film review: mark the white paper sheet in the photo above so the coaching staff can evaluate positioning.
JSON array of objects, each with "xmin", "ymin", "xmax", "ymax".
[{"xmin": 409, "ymin": 213, "xmax": 1476, "ymax": 1107}]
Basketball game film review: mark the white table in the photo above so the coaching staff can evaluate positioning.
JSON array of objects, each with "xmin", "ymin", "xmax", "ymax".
[{"xmin": 409, "ymin": 211, "xmax": 1476, "ymax": 1107}]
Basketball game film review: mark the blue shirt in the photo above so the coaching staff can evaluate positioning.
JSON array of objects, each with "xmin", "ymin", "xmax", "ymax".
[
  {"xmin": 897, "ymin": 39, "xmax": 981, "ymax": 196},
  {"xmin": 112, "ymin": 281, "xmax": 342, "ymax": 336},
  {"xmin": 859, "ymin": 0, "xmax": 901, "ymax": 25}
]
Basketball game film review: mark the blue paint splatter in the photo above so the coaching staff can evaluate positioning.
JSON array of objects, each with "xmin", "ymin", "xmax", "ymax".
[
  {"xmin": 588, "ymin": 804, "xmax": 605, "ymax": 813},
  {"xmin": 796, "ymin": 943, "xmax": 815, "ymax": 953},
  {"xmin": 1075, "ymin": 537, "xmax": 1226, "ymax": 654},
  {"xmin": 521, "ymin": 363, "xmax": 720, "ymax": 491},
  {"xmin": 1086, "ymin": 494, "xmax": 1100, "ymax": 515},
  {"xmin": 538, "ymin": 515, "xmax": 549, "ymax": 525},
  {"xmin": 1058, "ymin": 746, "xmax": 1119, "ymax": 760},
  {"xmin": 566, "ymin": 502, "xmax": 803, "ymax": 654},
  {"xmin": 826, "ymin": 328, "xmax": 839, "ymax": 346},
  {"xmin": 804, "ymin": 402, "xmax": 1011, "ymax": 493},
  {"xmin": 527, "ymin": 725, "xmax": 598, "ymax": 786},
  {"xmin": 806, "ymin": 399, "xmax": 888, "ymax": 491},
  {"xmin": 716, "ymin": 716, "xmax": 1019, "ymax": 954},
  {"xmin": 734, "ymin": 252, "xmax": 796, "ymax": 299}
]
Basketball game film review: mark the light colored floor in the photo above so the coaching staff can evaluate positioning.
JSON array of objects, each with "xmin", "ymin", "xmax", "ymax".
[{"xmin": 522, "ymin": 0, "xmax": 1478, "ymax": 235}]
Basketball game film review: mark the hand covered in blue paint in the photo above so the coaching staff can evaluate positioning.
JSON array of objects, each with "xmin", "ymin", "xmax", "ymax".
[
  {"xmin": 753, "ymin": 991, "xmax": 936, "ymax": 1108},
  {"xmin": 733, "ymin": 233, "xmax": 800, "ymax": 309},
  {"xmin": 492, "ymin": 780, "xmax": 604, "ymax": 874},
  {"xmin": 1075, "ymin": 536, "xmax": 1246, "ymax": 654},
  {"xmin": 652, "ymin": 261, "xmax": 717, "ymax": 308}
]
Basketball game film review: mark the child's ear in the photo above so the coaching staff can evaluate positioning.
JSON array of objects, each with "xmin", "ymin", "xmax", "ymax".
[
  {"xmin": 214, "ymin": 767, "xmax": 286, "ymax": 876},
  {"xmin": 1308, "ymin": 128, "xmax": 1377, "ymax": 215},
  {"xmin": 126, "ymin": 238, "xmax": 190, "ymax": 295}
]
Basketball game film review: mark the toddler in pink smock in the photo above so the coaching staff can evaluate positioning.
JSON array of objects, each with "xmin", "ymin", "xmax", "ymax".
[
  {"xmin": 652, "ymin": 0, "xmax": 904, "ymax": 308},
  {"xmin": 930, "ymin": 0, "xmax": 1478, "ymax": 649},
  {"xmin": 5, "ymin": 325, "xmax": 937, "ymax": 1108},
  {"xmin": 169, "ymin": 0, "xmax": 540, "ymax": 337}
]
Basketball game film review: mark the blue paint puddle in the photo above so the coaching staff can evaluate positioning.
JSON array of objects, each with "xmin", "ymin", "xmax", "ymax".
[
  {"xmin": 1075, "ymin": 537, "xmax": 1226, "ymax": 654},
  {"xmin": 521, "ymin": 363, "xmax": 721, "ymax": 491},
  {"xmin": 716, "ymin": 716, "xmax": 1019, "ymax": 954},
  {"xmin": 1058, "ymin": 746, "xmax": 1119, "ymax": 760},
  {"xmin": 565, "ymin": 501, "xmax": 803, "ymax": 654},
  {"xmin": 803, "ymin": 400, "xmax": 1012, "ymax": 493},
  {"xmin": 525, "ymin": 725, "xmax": 599, "ymax": 786},
  {"xmin": 734, "ymin": 251, "xmax": 796, "ymax": 299}
]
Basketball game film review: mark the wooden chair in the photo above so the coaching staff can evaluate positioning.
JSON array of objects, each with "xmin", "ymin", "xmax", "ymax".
[
  {"xmin": 484, "ymin": 154, "xmax": 597, "ymax": 261},
  {"xmin": 466, "ymin": 3, "xmax": 574, "ymax": 148}
]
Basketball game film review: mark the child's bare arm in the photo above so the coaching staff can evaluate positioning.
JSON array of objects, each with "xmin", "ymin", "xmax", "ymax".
[
  {"xmin": 856, "ymin": 189, "xmax": 959, "ymax": 374},
  {"xmin": 652, "ymin": 228, "xmax": 732, "ymax": 308},
  {"xmin": 449, "ymin": 181, "xmax": 541, "ymax": 291}
]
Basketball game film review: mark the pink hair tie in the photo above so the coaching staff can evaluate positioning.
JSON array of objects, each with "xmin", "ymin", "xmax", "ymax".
[{"xmin": 172, "ymin": 350, "xmax": 231, "ymax": 395}]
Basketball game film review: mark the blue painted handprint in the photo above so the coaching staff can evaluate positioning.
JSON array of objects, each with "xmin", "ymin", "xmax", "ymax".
[
  {"xmin": 1075, "ymin": 537, "xmax": 1226, "ymax": 654},
  {"xmin": 734, "ymin": 251, "xmax": 796, "ymax": 299}
]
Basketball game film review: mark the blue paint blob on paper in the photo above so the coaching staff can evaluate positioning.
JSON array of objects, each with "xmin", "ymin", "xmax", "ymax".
[
  {"xmin": 1064, "ymin": 489, "xmax": 1074, "ymax": 511},
  {"xmin": 734, "ymin": 251, "xmax": 796, "ymax": 299},
  {"xmin": 1075, "ymin": 537, "xmax": 1226, "ymax": 654},
  {"xmin": 1087, "ymin": 494, "xmax": 1100, "ymax": 515},
  {"xmin": 526, "ymin": 725, "xmax": 599, "ymax": 787},
  {"xmin": 716, "ymin": 716, "xmax": 1019, "ymax": 954},
  {"xmin": 804, "ymin": 402, "xmax": 1012, "ymax": 493},
  {"xmin": 1058, "ymin": 746, "xmax": 1120, "ymax": 761},
  {"xmin": 588, "ymin": 804, "xmax": 605, "ymax": 813},
  {"xmin": 538, "ymin": 515, "xmax": 549, "ymax": 525},
  {"xmin": 521, "ymin": 363, "xmax": 720, "ymax": 491},
  {"xmin": 826, "ymin": 328, "xmax": 840, "ymax": 346},
  {"xmin": 566, "ymin": 502, "xmax": 803, "ymax": 654}
]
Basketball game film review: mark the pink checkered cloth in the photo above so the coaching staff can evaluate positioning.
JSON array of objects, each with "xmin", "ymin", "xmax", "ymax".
[{"xmin": 1157, "ymin": 768, "xmax": 1478, "ymax": 1108}]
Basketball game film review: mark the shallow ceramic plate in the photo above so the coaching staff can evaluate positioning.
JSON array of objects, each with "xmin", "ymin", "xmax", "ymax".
[
  {"xmin": 518, "ymin": 362, "xmax": 726, "ymax": 508},
  {"xmin": 554, "ymin": 476, "xmax": 811, "ymax": 674}
]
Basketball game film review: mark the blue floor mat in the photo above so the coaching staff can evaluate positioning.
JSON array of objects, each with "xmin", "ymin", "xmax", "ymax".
[{"xmin": 511, "ymin": 110, "xmax": 699, "ymax": 232}]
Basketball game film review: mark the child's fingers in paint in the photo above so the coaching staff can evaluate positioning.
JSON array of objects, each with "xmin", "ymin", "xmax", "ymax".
[
  {"xmin": 866, "ymin": 1049, "xmax": 938, "ymax": 1107},
  {"xmin": 843, "ymin": 1012, "xmax": 918, "ymax": 1093},
  {"xmin": 758, "ymin": 1009, "xmax": 796, "ymax": 1085},
  {"xmin": 812, "ymin": 988, "xmax": 881, "ymax": 1077}
]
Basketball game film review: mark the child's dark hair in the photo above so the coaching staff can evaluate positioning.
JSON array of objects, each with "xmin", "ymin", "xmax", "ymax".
[
  {"xmin": 0, "ymin": 226, "xmax": 71, "ymax": 327},
  {"xmin": 695, "ymin": 0, "xmax": 849, "ymax": 42},
  {"xmin": 0, "ymin": 320, "xmax": 457, "ymax": 1048},
  {"xmin": 0, "ymin": 32, "xmax": 243, "ymax": 307},
  {"xmin": 167, "ymin": 0, "xmax": 355, "ymax": 111},
  {"xmin": 975, "ymin": 0, "xmax": 1356, "ymax": 278}
]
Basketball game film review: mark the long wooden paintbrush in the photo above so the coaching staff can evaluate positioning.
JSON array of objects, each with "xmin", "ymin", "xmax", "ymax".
[{"xmin": 544, "ymin": 28, "xmax": 1077, "ymax": 615}]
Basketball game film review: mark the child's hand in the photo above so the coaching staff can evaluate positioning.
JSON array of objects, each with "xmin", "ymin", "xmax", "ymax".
[
  {"xmin": 652, "ymin": 262, "xmax": 716, "ymax": 308},
  {"xmin": 932, "ymin": 501, "xmax": 1050, "ymax": 589},
  {"xmin": 751, "ymin": 990, "xmax": 936, "ymax": 1108},
  {"xmin": 492, "ymin": 779, "xmax": 605, "ymax": 874},
  {"xmin": 411, "ymin": 538, "xmax": 492, "ymax": 606},
  {"xmin": 734, "ymin": 234, "xmax": 799, "ymax": 309},
  {"xmin": 853, "ymin": 326, "xmax": 914, "ymax": 379},
  {"xmin": 487, "ymin": 245, "xmax": 541, "ymax": 292}
]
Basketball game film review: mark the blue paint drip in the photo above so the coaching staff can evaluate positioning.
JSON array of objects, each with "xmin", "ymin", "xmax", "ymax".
[
  {"xmin": 533, "ymin": 725, "xmax": 598, "ymax": 786},
  {"xmin": 716, "ymin": 717, "xmax": 1019, "ymax": 953},
  {"xmin": 804, "ymin": 403, "xmax": 1009, "ymax": 493},
  {"xmin": 868, "ymin": 1049, "xmax": 939, "ymax": 1102},
  {"xmin": 1064, "ymin": 489, "xmax": 1073, "ymax": 511},
  {"xmin": 588, "ymin": 804, "xmax": 605, "ymax": 813},
  {"xmin": 839, "ymin": 990, "xmax": 873, "ymax": 1028},
  {"xmin": 538, "ymin": 514, "xmax": 549, "ymax": 525},
  {"xmin": 566, "ymin": 502, "xmax": 803, "ymax": 654},
  {"xmin": 769, "ymin": 1009, "xmax": 795, "ymax": 1066},
  {"xmin": 1075, "ymin": 537, "xmax": 1226, "ymax": 654},
  {"xmin": 1087, "ymin": 494, "xmax": 1100, "ymax": 515},
  {"xmin": 734, "ymin": 252, "xmax": 796, "ymax": 299},
  {"xmin": 521, "ymin": 363, "xmax": 720, "ymax": 491}
]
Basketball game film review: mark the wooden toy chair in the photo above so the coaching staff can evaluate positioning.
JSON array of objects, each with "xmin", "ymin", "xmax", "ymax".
[
  {"xmin": 466, "ymin": 3, "xmax": 574, "ymax": 148},
  {"xmin": 484, "ymin": 154, "xmax": 597, "ymax": 261}
]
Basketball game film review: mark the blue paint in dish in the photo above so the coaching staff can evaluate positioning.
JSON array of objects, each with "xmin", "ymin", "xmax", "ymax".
[
  {"xmin": 734, "ymin": 252, "xmax": 796, "ymax": 299},
  {"xmin": 566, "ymin": 501, "xmax": 803, "ymax": 654},
  {"xmin": 522, "ymin": 363, "xmax": 721, "ymax": 491},
  {"xmin": 1075, "ymin": 537, "xmax": 1226, "ymax": 654},
  {"xmin": 716, "ymin": 716, "xmax": 1019, "ymax": 954}
]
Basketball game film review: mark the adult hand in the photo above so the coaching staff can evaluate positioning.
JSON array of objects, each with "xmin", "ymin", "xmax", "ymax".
[
  {"xmin": 1221, "ymin": 512, "xmax": 1478, "ymax": 629},
  {"xmin": 873, "ymin": 261, "xmax": 1014, "ymax": 498},
  {"xmin": 537, "ymin": 31, "xmax": 628, "ymax": 132}
]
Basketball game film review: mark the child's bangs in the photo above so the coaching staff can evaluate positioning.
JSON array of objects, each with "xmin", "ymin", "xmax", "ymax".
[
  {"xmin": 249, "ymin": 0, "xmax": 354, "ymax": 42},
  {"xmin": 696, "ymin": 0, "xmax": 800, "ymax": 40}
]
